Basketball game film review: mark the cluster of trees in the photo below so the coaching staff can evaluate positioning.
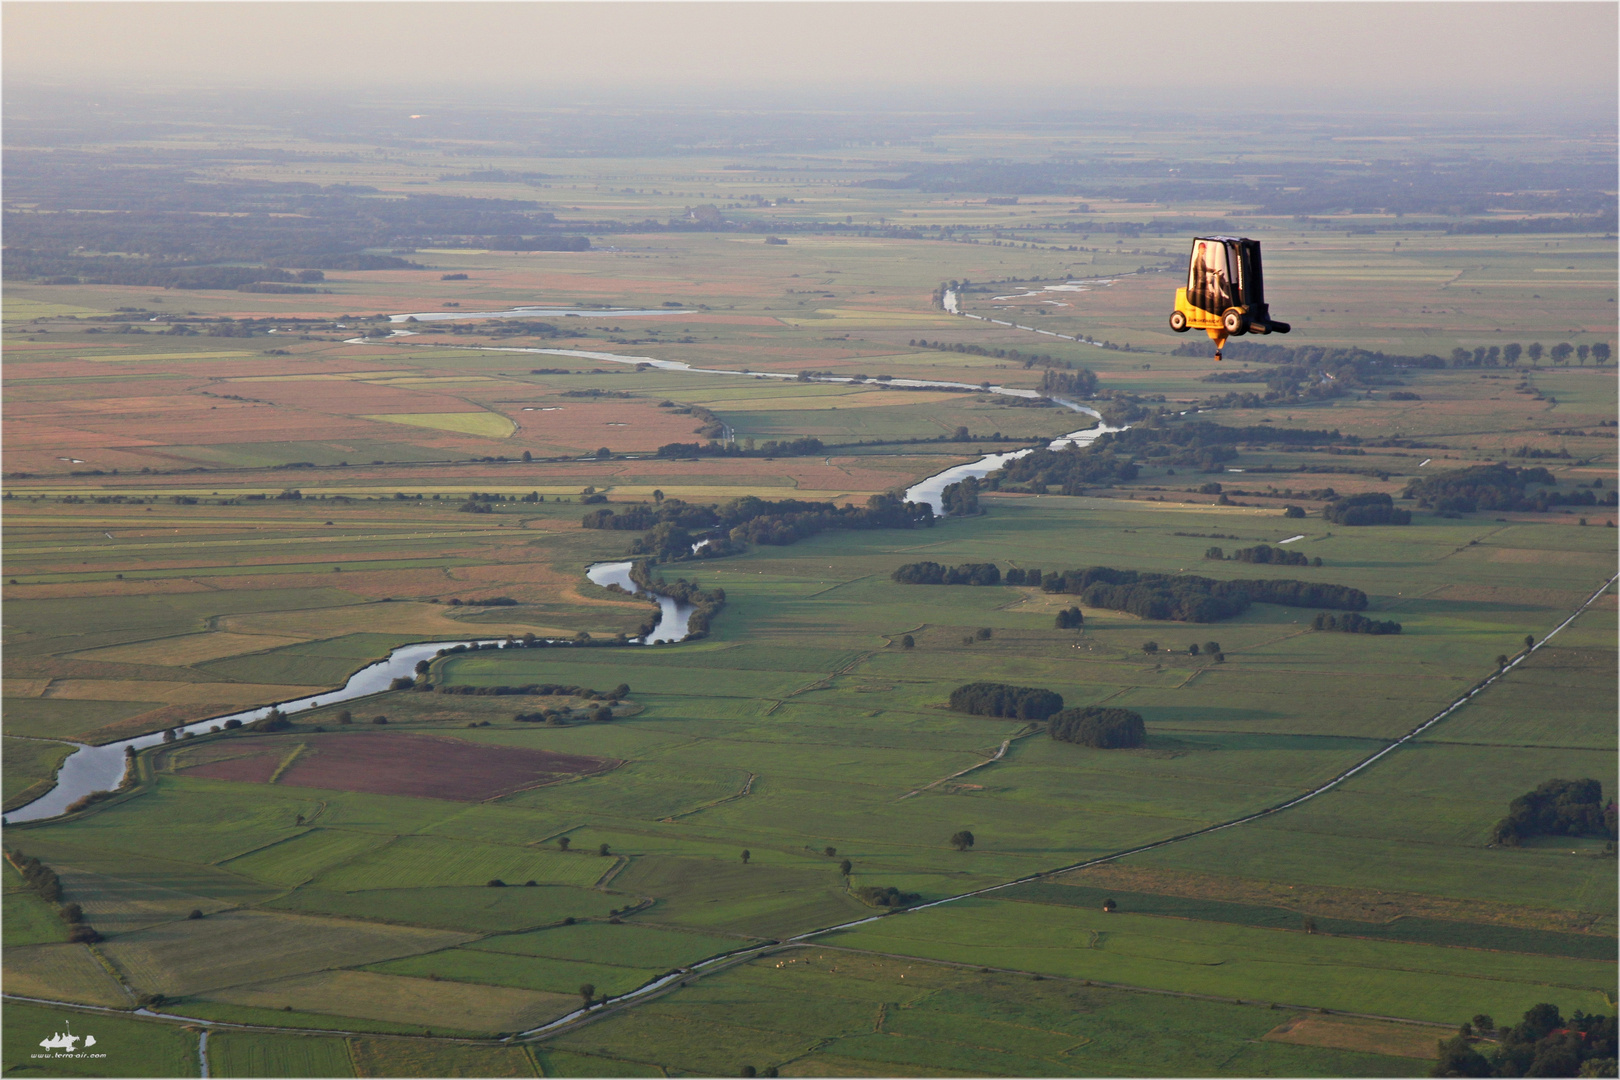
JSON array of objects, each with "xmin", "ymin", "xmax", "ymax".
[
  {"xmin": 515, "ymin": 706, "xmax": 615, "ymax": 725},
  {"xmin": 1048, "ymin": 706, "xmax": 1146, "ymax": 749},
  {"xmin": 855, "ymin": 885, "xmax": 922, "ymax": 908},
  {"xmin": 1007, "ymin": 568, "xmax": 1045, "ymax": 587},
  {"xmin": 948, "ymin": 682, "xmax": 1065, "ymax": 720},
  {"xmin": 1432, "ymin": 1002, "xmax": 1616, "ymax": 1078},
  {"xmin": 1041, "ymin": 566, "xmax": 1368, "ymax": 623},
  {"xmin": 1490, "ymin": 778, "xmax": 1614, "ymax": 846},
  {"xmin": 1055, "ymin": 606, "xmax": 1084, "ymax": 629},
  {"xmin": 891, "ymin": 561, "xmax": 1001, "ymax": 586},
  {"xmin": 939, "ymin": 477, "xmax": 981, "ymax": 516},
  {"xmin": 1038, "ymin": 368, "xmax": 1100, "ymax": 397},
  {"xmin": 1405, "ymin": 464, "xmax": 1616, "ymax": 515},
  {"xmin": 655, "ymin": 437, "xmax": 824, "ymax": 459},
  {"xmin": 990, "ymin": 444, "xmax": 1140, "ymax": 493},
  {"xmin": 1312, "ymin": 612, "xmax": 1402, "ymax": 635},
  {"xmin": 629, "ymin": 562, "xmax": 727, "ymax": 638},
  {"xmin": 6, "ymin": 851, "xmax": 102, "ymax": 943},
  {"xmin": 1323, "ymin": 492, "xmax": 1412, "ymax": 526},
  {"xmin": 588, "ymin": 494, "xmax": 936, "ymax": 562},
  {"xmin": 1206, "ymin": 544, "xmax": 1313, "ymax": 566}
]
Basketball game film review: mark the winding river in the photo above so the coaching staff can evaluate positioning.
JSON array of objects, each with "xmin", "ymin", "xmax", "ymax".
[
  {"xmin": 9, "ymin": 337, "xmax": 1122, "ymax": 823},
  {"xmin": 6, "ymin": 562, "xmax": 695, "ymax": 824}
]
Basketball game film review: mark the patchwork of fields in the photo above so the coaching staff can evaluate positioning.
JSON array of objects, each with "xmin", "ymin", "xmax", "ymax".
[{"xmin": 2, "ymin": 105, "xmax": 1614, "ymax": 1079}]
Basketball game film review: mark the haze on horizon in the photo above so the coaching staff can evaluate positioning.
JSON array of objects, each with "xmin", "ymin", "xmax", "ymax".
[{"xmin": 4, "ymin": 1, "xmax": 1616, "ymax": 120}]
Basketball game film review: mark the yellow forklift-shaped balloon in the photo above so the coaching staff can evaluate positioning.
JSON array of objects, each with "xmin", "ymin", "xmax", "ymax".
[{"xmin": 1168, "ymin": 236, "xmax": 1290, "ymax": 360}]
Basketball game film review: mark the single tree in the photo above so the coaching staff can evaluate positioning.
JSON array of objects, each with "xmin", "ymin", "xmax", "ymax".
[
  {"xmin": 1141, "ymin": 641, "xmax": 1158, "ymax": 654},
  {"xmin": 1101, "ymin": 898, "xmax": 1116, "ymax": 913},
  {"xmin": 1524, "ymin": 634, "xmax": 1535, "ymax": 650},
  {"xmin": 487, "ymin": 879, "xmax": 506, "ymax": 888},
  {"xmin": 950, "ymin": 830, "xmax": 975, "ymax": 851},
  {"xmin": 740, "ymin": 850, "xmax": 751, "ymax": 864},
  {"xmin": 975, "ymin": 627, "xmax": 992, "ymax": 641},
  {"xmin": 1577, "ymin": 344, "xmax": 1590, "ymax": 365},
  {"xmin": 1504, "ymin": 342, "xmax": 1522, "ymax": 367},
  {"xmin": 1472, "ymin": 1014, "xmax": 1495, "ymax": 1037},
  {"xmin": 1496, "ymin": 654, "xmax": 1509, "ymax": 668},
  {"xmin": 1203, "ymin": 641, "xmax": 1221, "ymax": 656},
  {"xmin": 900, "ymin": 634, "xmax": 915, "ymax": 649},
  {"xmin": 653, "ymin": 489, "xmax": 665, "ymax": 503},
  {"xmin": 595, "ymin": 447, "xmax": 611, "ymax": 459},
  {"xmin": 558, "ymin": 836, "xmax": 571, "ymax": 852},
  {"xmin": 1527, "ymin": 342, "xmax": 1543, "ymax": 365},
  {"xmin": 522, "ymin": 450, "xmax": 532, "ymax": 462},
  {"xmin": 598, "ymin": 843, "xmax": 611, "ymax": 857},
  {"xmin": 1592, "ymin": 342, "xmax": 1610, "ymax": 366},
  {"xmin": 1188, "ymin": 643, "xmax": 1200, "ymax": 655},
  {"xmin": 187, "ymin": 909, "xmax": 204, "ymax": 920},
  {"xmin": 414, "ymin": 659, "xmax": 430, "ymax": 675},
  {"xmin": 579, "ymin": 983, "xmax": 596, "ymax": 1005},
  {"xmin": 1551, "ymin": 342, "xmax": 1574, "ymax": 366},
  {"xmin": 838, "ymin": 858, "xmax": 852, "ymax": 877},
  {"xmin": 824, "ymin": 846, "xmax": 837, "ymax": 858}
]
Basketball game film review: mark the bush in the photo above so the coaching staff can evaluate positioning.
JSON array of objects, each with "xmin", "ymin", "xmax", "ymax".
[
  {"xmin": 948, "ymin": 682, "xmax": 1064, "ymax": 720},
  {"xmin": 855, "ymin": 885, "xmax": 921, "ymax": 908},
  {"xmin": 1049, "ymin": 707, "xmax": 1147, "ymax": 749}
]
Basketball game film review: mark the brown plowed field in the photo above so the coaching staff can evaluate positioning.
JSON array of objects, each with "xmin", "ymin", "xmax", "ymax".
[{"xmin": 178, "ymin": 732, "xmax": 618, "ymax": 800}]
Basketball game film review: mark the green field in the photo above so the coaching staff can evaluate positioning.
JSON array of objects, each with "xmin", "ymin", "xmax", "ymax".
[
  {"xmin": 207, "ymin": 1031, "xmax": 355, "ymax": 1079},
  {"xmin": 552, "ymin": 951, "xmax": 1421, "ymax": 1077}
]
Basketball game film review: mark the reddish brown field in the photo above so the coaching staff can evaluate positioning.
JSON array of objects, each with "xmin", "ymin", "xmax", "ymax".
[{"xmin": 178, "ymin": 732, "xmax": 618, "ymax": 800}]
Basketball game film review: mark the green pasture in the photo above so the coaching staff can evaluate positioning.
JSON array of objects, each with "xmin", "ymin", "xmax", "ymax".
[
  {"xmin": 0, "ymin": 1002, "xmax": 198, "ymax": 1078},
  {"xmin": 265, "ymin": 884, "xmax": 621, "ymax": 931},
  {"xmin": 549, "ymin": 951, "xmax": 1417, "ymax": 1077},
  {"xmin": 818, "ymin": 895, "xmax": 1616, "ymax": 1024},
  {"xmin": 997, "ymin": 881, "xmax": 1615, "ymax": 960},
  {"xmin": 206, "ymin": 1031, "xmax": 355, "ymax": 1079},
  {"xmin": 370, "ymin": 947, "xmax": 659, "ymax": 998},
  {"xmin": 3, "ymin": 736, "xmax": 75, "ymax": 808}
]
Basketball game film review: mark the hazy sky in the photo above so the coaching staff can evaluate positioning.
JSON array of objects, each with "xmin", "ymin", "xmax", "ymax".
[{"xmin": 5, "ymin": 2, "xmax": 1616, "ymax": 114}]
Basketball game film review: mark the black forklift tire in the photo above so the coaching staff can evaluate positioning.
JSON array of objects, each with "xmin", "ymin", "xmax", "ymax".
[
  {"xmin": 1168, "ymin": 311, "xmax": 1188, "ymax": 332},
  {"xmin": 1222, "ymin": 309, "xmax": 1248, "ymax": 335},
  {"xmin": 1272, "ymin": 322, "xmax": 1291, "ymax": 334}
]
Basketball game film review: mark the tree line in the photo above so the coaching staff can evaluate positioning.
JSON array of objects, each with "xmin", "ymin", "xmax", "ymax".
[
  {"xmin": 4, "ymin": 850, "xmax": 103, "ymax": 943},
  {"xmin": 989, "ymin": 444, "xmax": 1140, "ymax": 493},
  {"xmin": 1490, "ymin": 778, "xmax": 1614, "ymax": 847},
  {"xmin": 1205, "ymin": 544, "xmax": 1314, "ymax": 567},
  {"xmin": 906, "ymin": 338, "xmax": 1095, "ymax": 380},
  {"xmin": 891, "ymin": 561, "xmax": 1001, "ymax": 586},
  {"xmin": 435, "ymin": 682, "xmax": 629, "ymax": 700},
  {"xmin": 949, "ymin": 682, "xmax": 1065, "ymax": 720},
  {"xmin": 587, "ymin": 494, "xmax": 937, "ymax": 562},
  {"xmin": 1040, "ymin": 566, "xmax": 1368, "ymax": 623},
  {"xmin": 1312, "ymin": 612, "xmax": 1402, "ymax": 635},
  {"xmin": 1049, "ymin": 706, "xmax": 1146, "ymax": 749},
  {"xmin": 656, "ymin": 437, "xmax": 824, "ymax": 459},
  {"xmin": 1405, "ymin": 464, "xmax": 1616, "ymax": 515}
]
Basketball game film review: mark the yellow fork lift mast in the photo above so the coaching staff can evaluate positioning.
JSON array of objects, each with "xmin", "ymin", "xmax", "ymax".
[{"xmin": 1167, "ymin": 236, "xmax": 1290, "ymax": 360}]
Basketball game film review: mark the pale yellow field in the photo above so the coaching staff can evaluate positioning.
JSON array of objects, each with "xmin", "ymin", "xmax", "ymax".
[
  {"xmin": 362, "ymin": 412, "xmax": 517, "ymax": 438},
  {"xmin": 98, "ymin": 910, "xmax": 472, "ymax": 996},
  {"xmin": 2, "ymin": 679, "xmax": 53, "ymax": 698},
  {"xmin": 214, "ymin": 600, "xmax": 642, "ymax": 641},
  {"xmin": 88, "ymin": 351, "xmax": 256, "ymax": 363},
  {"xmin": 206, "ymin": 969, "xmax": 575, "ymax": 1033},
  {"xmin": 44, "ymin": 680, "xmax": 328, "ymax": 705},
  {"xmin": 68, "ymin": 632, "xmax": 309, "ymax": 668},
  {"xmin": 0, "ymin": 943, "xmax": 133, "ymax": 1006},
  {"xmin": 1263, "ymin": 1013, "xmax": 1443, "ymax": 1060}
]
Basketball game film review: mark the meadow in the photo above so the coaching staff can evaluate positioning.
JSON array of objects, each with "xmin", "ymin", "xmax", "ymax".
[{"xmin": 2, "ymin": 107, "xmax": 1614, "ymax": 1077}]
